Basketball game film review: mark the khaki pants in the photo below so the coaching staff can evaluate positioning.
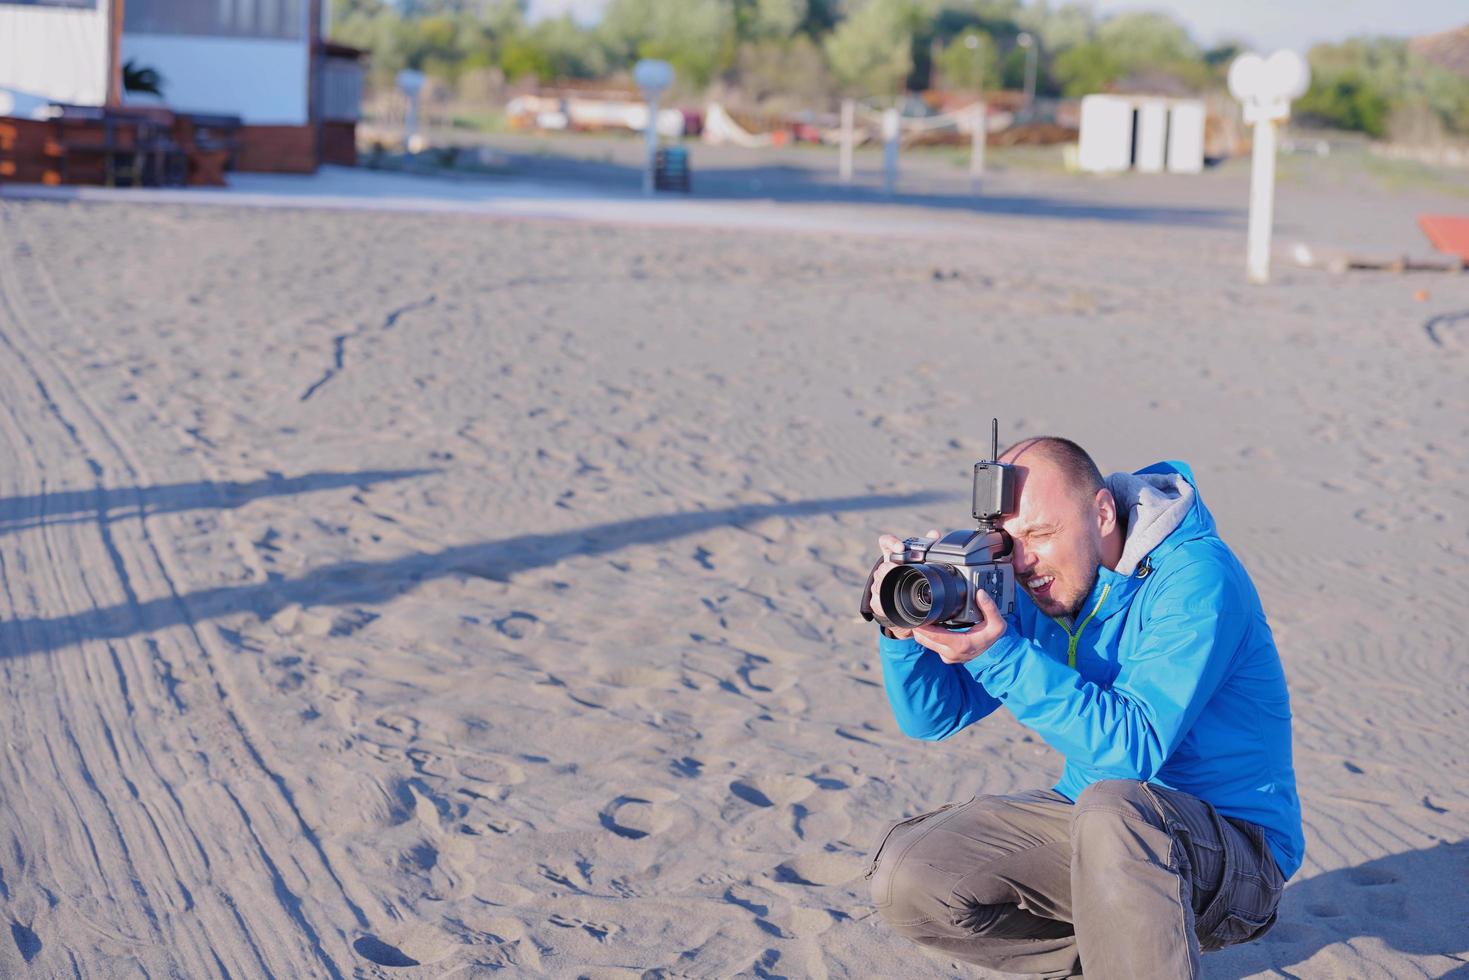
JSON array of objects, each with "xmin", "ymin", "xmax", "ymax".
[{"xmin": 866, "ymin": 780, "xmax": 1284, "ymax": 979}]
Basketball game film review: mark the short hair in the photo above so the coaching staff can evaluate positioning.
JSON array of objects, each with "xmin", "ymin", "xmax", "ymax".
[{"xmin": 1002, "ymin": 436, "xmax": 1105, "ymax": 500}]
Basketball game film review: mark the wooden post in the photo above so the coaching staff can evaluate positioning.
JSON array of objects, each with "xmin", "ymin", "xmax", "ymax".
[
  {"xmin": 970, "ymin": 101, "xmax": 986, "ymax": 180},
  {"xmin": 106, "ymin": 0, "xmax": 126, "ymax": 107},
  {"xmin": 838, "ymin": 98, "xmax": 854, "ymax": 184}
]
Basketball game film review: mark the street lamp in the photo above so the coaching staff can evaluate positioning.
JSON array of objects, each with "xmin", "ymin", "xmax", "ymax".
[
  {"xmin": 1227, "ymin": 49, "xmax": 1312, "ymax": 283},
  {"xmin": 396, "ymin": 69, "xmax": 425, "ymax": 153},
  {"xmin": 1017, "ymin": 32, "xmax": 1037, "ymax": 121},
  {"xmin": 633, "ymin": 58, "xmax": 674, "ymax": 197}
]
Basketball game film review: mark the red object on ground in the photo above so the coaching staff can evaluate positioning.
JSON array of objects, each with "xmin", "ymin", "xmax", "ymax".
[{"xmin": 1418, "ymin": 213, "xmax": 1469, "ymax": 260}]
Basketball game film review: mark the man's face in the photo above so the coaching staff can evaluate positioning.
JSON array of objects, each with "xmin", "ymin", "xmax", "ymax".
[{"xmin": 999, "ymin": 455, "xmax": 1106, "ymax": 620}]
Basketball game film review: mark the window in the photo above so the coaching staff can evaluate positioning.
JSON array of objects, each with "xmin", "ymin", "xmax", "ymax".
[{"xmin": 123, "ymin": 0, "xmax": 304, "ymax": 40}]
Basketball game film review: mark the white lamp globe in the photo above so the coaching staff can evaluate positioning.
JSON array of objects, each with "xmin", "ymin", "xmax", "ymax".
[
  {"xmin": 1265, "ymin": 49, "xmax": 1311, "ymax": 100},
  {"xmin": 633, "ymin": 59, "xmax": 674, "ymax": 96},
  {"xmin": 1227, "ymin": 53, "xmax": 1266, "ymax": 102},
  {"xmin": 396, "ymin": 69, "xmax": 425, "ymax": 96}
]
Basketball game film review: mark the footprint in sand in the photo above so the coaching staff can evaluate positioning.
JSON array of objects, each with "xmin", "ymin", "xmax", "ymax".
[
  {"xmin": 354, "ymin": 924, "xmax": 458, "ymax": 968},
  {"xmin": 457, "ymin": 756, "xmax": 527, "ymax": 786},
  {"xmin": 407, "ymin": 748, "xmax": 457, "ymax": 779},
  {"xmin": 740, "ymin": 663, "xmax": 795, "ymax": 694},
  {"xmin": 9, "ymin": 921, "xmax": 41, "ymax": 963},
  {"xmin": 730, "ymin": 774, "xmax": 816, "ymax": 809},
  {"xmin": 793, "ymin": 803, "xmax": 852, "ymax": 843},
  {"xmin": 774, "ymin": 853, "xmax": 866, "ymax": 887},
  {"xmin": 1346, "ymin": 867, "xmax": 1397, "ymax": 886},
  {"xmin": 777, "ymin": 907, "xmax": 834, "ymax": 938},
  {"xmin": 599, "ymin": 789, "xmax": 679, "ymax": 840},
  {"xmin": 494, "ymin": 611, "xmax": 542, "ymax": 640},
  {"xmin": 374, "ymin": 709, "xmax": 419, "ymax": 734},
  {"xmin": 473, "ymin": 879, "xmax": 533, "ymax": 906},
  {"xmin": 548, "ymin": 913, "xmax": 618, "ymax": 943},
  {"xmin": 354, "ymin": 935, "xmax": 419, "ymax": 968},
  {"xmin": 600, "ymin": 666, "xmax": 679, "ymax": 689}
]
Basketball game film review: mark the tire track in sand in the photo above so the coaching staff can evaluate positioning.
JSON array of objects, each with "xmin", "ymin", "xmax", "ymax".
[{"xmin": 0, "ymin": 206, "xmax": 370, "ymax": 976}]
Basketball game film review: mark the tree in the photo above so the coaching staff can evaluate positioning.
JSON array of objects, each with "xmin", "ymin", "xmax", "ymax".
[
  {"xmin": 934, "ymin": 30, "xmax": 999, "ymax": 92},
  {"xmin": 600, "ymin": 0, "xmax": 735, "ymax": 89},
  {"xmin": 1095, "ymin": 11, "xmax": 1197, "ymax": 67},
  {"xmin": 1050, "ymin": 40, "xmax": 1118, "ymax": 96},
  {"xmin": 1297, "ymin": 37, "xmax": 1469, "ymax": 139},
  {"xmin": 734, "ymin": 34, "xmax": 833, "ymax": 107},
  {"xmin": 502, "ymin": 15, "xmax": 609, "ymax": 81},
  {"xmin": 1295, "ymin": 69, "xmax": 1390, "ymax": 137},
  {"xmin": 823, "ymin": 0, "xmax": 918, "ymax": 95},
  {"xmin": 736, "ymin": 0, "xmax": 808, "ymax": 41}
]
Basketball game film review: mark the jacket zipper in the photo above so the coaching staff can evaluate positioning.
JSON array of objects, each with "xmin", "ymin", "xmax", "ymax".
[{"xmin": 1050, "ymin": 582, "xmax": 1111, "ymax": 669}]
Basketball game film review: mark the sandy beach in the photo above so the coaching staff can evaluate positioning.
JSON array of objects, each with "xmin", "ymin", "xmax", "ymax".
[{"xmin": 0, "ymin": 152, "xmax": 1466, "ymax": 977}]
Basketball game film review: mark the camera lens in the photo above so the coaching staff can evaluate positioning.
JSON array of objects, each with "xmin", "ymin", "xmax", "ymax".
[
  {"xmin": 906, "ymin": 578, "xmax": 933, "ymax": 614},
  {"xmin": 878, "ymin": 564, "xmax": 966, "ymax": 628}
]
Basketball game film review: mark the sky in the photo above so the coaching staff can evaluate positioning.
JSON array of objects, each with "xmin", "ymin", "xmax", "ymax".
[{"xmin": 523, "ymin": 0, "xmax": 1467, "ymax": 54}]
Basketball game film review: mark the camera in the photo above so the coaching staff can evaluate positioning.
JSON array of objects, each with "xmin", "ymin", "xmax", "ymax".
[{"xmin": 860, "ymin": 420, "xmax": 1018, "ymax": 631}]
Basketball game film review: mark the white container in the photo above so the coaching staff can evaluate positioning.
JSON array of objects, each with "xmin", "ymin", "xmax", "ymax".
[
  {"xmin": 1078, "ymin": 95, "xmax": 1134, "ymax": 173},
  {"xmin": 1135, "ymin": 101, "xmax": 1168, "ymax": 173},
  {"xmin": 1167, "ymin": 101, "xmax": 1206, "ymax": 174}
]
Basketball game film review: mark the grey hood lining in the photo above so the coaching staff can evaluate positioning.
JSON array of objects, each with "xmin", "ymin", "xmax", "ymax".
[{"xmin": 1106, "ymin": 471, "xmax": 1195, "ymax": 576}]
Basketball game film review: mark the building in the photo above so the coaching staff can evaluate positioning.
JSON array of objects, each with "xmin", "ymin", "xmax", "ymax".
[{"xmin": 0, "ymin": 0, "xmax": 362, "ymax": 179}]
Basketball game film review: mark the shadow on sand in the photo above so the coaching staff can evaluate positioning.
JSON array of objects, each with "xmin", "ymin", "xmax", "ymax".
[
  {"xmin": 0, "ymin": 489, "xmax": 950, "ymax": 659},
  {"xmin": 0, "ymin": 469, "xmax": 437, "ymax": 537},
  {"xmin": 1205, "ymin": 839, "xmax": 1469, "ymax": 978},
  {"xmin": 497, "ymin": 154, "xmax": 1237, "ymax": 229}
]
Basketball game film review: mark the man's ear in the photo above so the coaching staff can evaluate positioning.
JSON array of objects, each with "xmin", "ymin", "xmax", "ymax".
[{"xmin": 1095, "ymin": 488, "xmax": 1118, "ymax": 535}]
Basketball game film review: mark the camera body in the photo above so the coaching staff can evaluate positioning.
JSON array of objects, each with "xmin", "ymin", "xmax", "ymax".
[
  {"xmin": 872, "ymin": 529, "xmax": 1016, "ymax": 630},
  {"xmin": 860, "ymin": 421, "xmax": 1019, "ymax": 631}
]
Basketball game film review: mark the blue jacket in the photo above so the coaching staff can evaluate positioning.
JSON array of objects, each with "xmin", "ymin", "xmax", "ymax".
[{"xmin": 878, "ymin": 461, "xmax": 1304, "ymax": 878}]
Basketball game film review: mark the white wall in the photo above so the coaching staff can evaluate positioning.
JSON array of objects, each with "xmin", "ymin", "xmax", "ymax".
[
  {"xmin": 0, "ymin": 1, "xmax": 112, "ymax": 107},
  {"xmin": 120, "ymin": 33, "xmax": 307, "ymax": 123},
  {"xmin": 1078, "ymin": 95, "xmax": 1134, "ymax": 174},
  {"xmin": 1166, "ymin": 102, "xmax": 1205, "ymax": 174}
]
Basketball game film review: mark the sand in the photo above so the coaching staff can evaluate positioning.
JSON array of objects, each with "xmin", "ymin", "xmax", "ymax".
[{"xmin": 0, "ymin": 155, "xmax": 1466, "ymax": 978}]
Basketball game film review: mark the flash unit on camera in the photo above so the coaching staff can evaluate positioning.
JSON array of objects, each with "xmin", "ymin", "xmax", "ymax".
[{"xmin": 972, "ymin": 418, "xmax": 1016, "ymax": 529}]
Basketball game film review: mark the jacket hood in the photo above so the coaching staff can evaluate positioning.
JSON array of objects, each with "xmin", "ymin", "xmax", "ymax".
[
  {"xmin": 1053, "ymin": 461, "xmax": 1216, "ymax": 626},
  {"xmin": 1107, "ymin": 463, "xmax": 1204, "ymax": 575}
]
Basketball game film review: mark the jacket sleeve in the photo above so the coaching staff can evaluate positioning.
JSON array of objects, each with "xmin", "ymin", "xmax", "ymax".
[
  {"xmin": 965, "ymin": 559, "xmax": 1243, "ymax": 779},
  {"xmin": 878, "ymin": 630, "xmax": 1002, "ymax": 740}
]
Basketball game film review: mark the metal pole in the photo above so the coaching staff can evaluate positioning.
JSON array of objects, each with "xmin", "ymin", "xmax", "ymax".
[
  {"xmin": 1246, "ymin": 118, "xmax": 1278, "ymax": 283},
  {"xmin": 404, "ymin": 93, "xmax": 418, "ymax": 151},
  {"xmin": 1016, "ymin": 32, "xmax": 1036, "ymax": 122},
  {"xmin": 839, "ymin": 98, "xmax": 855, "ymax": 184},
  {"xmin": 882, "ymin": 107, "xmax": 899, "ymax": 195},
  {"xmin": 1024, "ymin": 46, "xmax": 1037, "ymax": 118},
  {"xmin": 643, "ymin": 95, "xmax": 659, "ymax": 196},
  {"xmin": 970, "ymin": 101, "xmax": 986, "ymax": 179}
]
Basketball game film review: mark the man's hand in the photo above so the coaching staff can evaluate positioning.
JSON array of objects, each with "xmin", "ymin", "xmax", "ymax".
[
  {"xmin": 871, "ymin": 530, "xmax": 940, "ymax": 640},
  {"xmin": 912, "ymin": 588, "xmax": 1008, "ymax": 665}
]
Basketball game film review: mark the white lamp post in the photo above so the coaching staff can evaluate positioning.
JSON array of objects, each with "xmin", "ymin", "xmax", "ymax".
[
  {"xmin": 633, "ymin": 59, "xmax": 674, "ymax": 197},
  {"xmin": 396, "ymin": 69, "xmax": 426, "ymax": 153},
  {"xmin": 1228, "ymin": 50, "xmax": 1311, "ymax": 284},
  {"xmin": 966, "ymin": 33, "xmax": 987, "ymax": 179},
  {"xmin": 1017, "ymin": 32, "xmax": 1037, "ymax": 121}
]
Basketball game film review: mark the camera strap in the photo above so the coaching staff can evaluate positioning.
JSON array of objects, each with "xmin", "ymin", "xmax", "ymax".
[{"xmin": 858, "ymin": 556, "xmax": 883, "ymax": 623}]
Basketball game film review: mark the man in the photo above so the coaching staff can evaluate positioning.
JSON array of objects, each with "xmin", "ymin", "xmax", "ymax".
[{"xmin": 865, "ymin": 437, "xmax": 1302, "ymax": 979}]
